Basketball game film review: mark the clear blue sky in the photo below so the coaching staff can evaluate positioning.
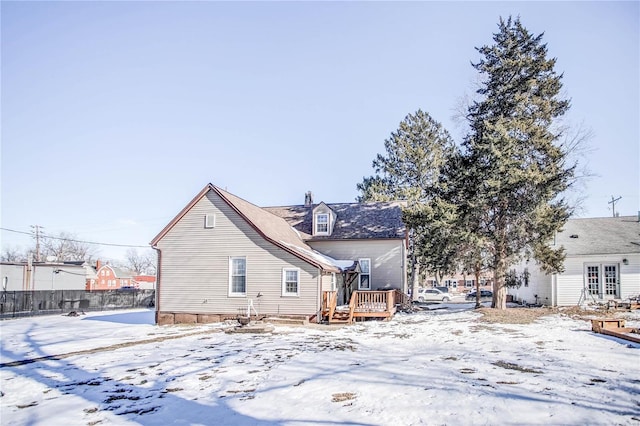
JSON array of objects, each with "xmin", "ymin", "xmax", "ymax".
[{"xmin": 2, "ymin": 1, "xmax": 638, "ymax": 262}]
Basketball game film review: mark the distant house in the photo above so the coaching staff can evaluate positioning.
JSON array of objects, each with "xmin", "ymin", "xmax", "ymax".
[
  {"xmin": 150, "ymin": 184, "xmax": 407, "ymax": 325},
  {"xmin": 133, "ymin": 275, "xmax": 156, "ymax": 290},
  {"xmin": 87, "ymin": 261, "xmax": 135, "ymax": 291},
  {"xmin": 508, "ymin": 216, "xmax": 640, "ymax": 306},
  {"xmin": 422, "ymin": 274, "xmax": 493, "ymax": 294},
  {"xmin": 0, "ymin": 261, "xmax": 88, "ymax": 291}
]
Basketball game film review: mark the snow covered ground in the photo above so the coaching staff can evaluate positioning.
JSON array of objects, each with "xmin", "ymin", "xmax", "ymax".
[{"xmin": 1, "ymin": 306, "xmax": 639, "ymax": 425}]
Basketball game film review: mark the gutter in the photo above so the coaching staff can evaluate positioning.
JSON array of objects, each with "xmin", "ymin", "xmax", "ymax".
[{"xmin": 151, "ymin": 246, "xmax": 162, "ymax": 323}]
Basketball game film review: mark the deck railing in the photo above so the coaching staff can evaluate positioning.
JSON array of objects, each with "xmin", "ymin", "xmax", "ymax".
[
  {"xmin": 352, "ymin": 290, "xmax": 392, "ymax": 312},
  {"xmin": 323, "ymin": 289, "xmax": 407, "ymax": 323}
]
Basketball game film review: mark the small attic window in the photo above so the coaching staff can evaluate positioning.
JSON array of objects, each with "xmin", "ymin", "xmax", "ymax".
[
  {"xmin": 205, "ymin": 214, "xmax": 216, "ymax": 229},
  {"xmin": 315, "ymin": 213, "xmax": 329, "ymax": 235},
  {"xmin": 569, "ymin": 234, "xmax": 579, "ymax": 239}
]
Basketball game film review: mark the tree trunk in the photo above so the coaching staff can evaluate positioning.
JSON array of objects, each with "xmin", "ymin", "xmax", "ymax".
[
  {"xmin": 474, "ymin": 265, "xmax": 481, "ymax": 309},
  {"xmin": 411, "ymin": 257, "xmax": 420, "ymax": 301},
  {"xmin": 492, "ymin": 253, "xmax": 507, "ymax": 310}
]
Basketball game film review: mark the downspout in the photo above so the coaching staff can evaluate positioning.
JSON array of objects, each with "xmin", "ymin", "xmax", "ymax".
[
  {"xmin": 317, "ymin": 268, "xmax": 322, "ymax": 324},
  {"xmin": 152, "ymin": 246, "xmax": 162, "ymax": 324}
]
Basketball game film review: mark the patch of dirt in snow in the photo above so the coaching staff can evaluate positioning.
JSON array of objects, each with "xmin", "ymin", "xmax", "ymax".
[
  {"xmin": 475, "ymin": 307, "xmax": 555, "ymax": 324},
  {"xmin": 475, "ymin": 305, "xmax": 639, "ymax": 324},
  {"xmin": 492, "ymin": 360, "xmax": 544, "ymax": 374},
  {"xmin": 331, "ymin": 392, "xmax": 357, "ymax": 403}
]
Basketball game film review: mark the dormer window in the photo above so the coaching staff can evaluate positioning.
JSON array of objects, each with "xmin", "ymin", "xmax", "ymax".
[
  {"xmin": 312, "ymin": 202, "xmax": 335, "ymax": 236},
  {"xmin": 315, "ymin": 213, "xmax": 329, "ymax": 235}
]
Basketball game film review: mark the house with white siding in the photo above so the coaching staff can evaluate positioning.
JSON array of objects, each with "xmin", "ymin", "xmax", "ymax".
[
  {"xmin": 508, "ymin": 216, "xmax": 640, "ymax": 307},
  {"xmin": 1, "ymin": 261, "xmax": 90, "ymax": 291},
  {"xmin": 150, "ymin": 184, "xmax": 407, "ymax": 325}
]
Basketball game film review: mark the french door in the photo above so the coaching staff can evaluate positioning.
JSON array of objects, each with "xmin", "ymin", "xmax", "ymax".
[{"xmin": 585, "ymin": 264, "xmax": 619, "ymax": 299}]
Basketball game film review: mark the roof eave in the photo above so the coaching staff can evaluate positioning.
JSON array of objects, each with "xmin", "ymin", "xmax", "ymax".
[
  {"xmin": 151, "ymin": 183, "xmax": 338, "ymax": 272},
  {"xmin": 150, "ymin": 183, "xmax": 214, "ymax": 246}
]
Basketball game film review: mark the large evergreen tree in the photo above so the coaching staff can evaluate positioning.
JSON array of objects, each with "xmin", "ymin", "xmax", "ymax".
[
  {"xmin": 357, "ymin": 110, "xmax": 457, "ymax": 298},
  {"xmin": 463, "ymin": 16, "xmax": 575, "ymax": 309}
]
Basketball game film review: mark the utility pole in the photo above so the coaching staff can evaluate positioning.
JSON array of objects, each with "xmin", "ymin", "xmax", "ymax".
[
  {"xmin": 30, "ymin": 225, "xmax": 43, "ymax": 262},
  {"xmin": 608, "ymin": 196, "xmax": 622, "ymax": 218}
]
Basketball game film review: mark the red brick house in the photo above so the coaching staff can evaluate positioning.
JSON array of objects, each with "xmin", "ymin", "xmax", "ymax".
[{"xmin": 86, "ymin": 261, "xmax": 135, "ymax": 291}]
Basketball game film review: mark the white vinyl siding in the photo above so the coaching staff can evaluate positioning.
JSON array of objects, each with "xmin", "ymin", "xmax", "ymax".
[
  {"xmin": 229, "ymin": 257, "xmax": 246, "ymax": 296},
  {"xmin": 156, "ymin": 191, "xmax": 321, "ymax": 316},
  {"xmin": 509, "ymin": 254, "xmax": 640, "ymax": 307},
  {"xmin": 308, "ymin": 239, "xmax": 406, "ymax": 292},
  {"xmin": 282, "ymin": 268, "xmax": 300, "ymax": 296}
]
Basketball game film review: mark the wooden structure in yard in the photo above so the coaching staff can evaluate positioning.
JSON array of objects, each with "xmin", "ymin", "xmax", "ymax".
[
  {"xmin": 321, "ymin": 290, "xmax": 409, "ymax": 324},
  {"xmin": 591, "ymin": 318, "xmax": 640, "ymax": 344}
]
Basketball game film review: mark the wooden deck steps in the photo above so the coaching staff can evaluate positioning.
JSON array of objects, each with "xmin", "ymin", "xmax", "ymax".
[
  {"xmin": 321, "ymin": 290, "xmax": 409, "ymax": 324},
  {"xmin": 591, "ymin": 318, "xmax": 640, "ymax": 344}
]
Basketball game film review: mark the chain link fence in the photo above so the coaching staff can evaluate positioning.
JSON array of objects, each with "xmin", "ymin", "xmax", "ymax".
[{"xmin": 0, "ymin": 289, "xmax": 155, "ymax": 319}]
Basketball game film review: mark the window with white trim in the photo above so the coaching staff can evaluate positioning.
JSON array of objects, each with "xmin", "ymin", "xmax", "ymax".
[
  {"xmin": 465, "ymin": 280, "xmax": 474, "ymax": 288},
  {"xmin": 282, "ymin": 268, "xmax": 300, "ymax": 296},
  {"xmin": 331, "ymin": 273, "xmax": 336, "ymax": 291},
  {"xmin": 315, "ymin": 213, "xmax": 329, "ymax": 235},
  {"xmin": 229, "ymin": 257, "xmax": 246, "ymax": 296},
  {"xmin": 358, "ymin": 258, "xmax": 371, "ymax": 290}
]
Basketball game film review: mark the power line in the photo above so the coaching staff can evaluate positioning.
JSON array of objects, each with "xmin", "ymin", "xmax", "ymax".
[{"xmin": 0, "ymin": 227, "xmax": 150, "ymax": 248}]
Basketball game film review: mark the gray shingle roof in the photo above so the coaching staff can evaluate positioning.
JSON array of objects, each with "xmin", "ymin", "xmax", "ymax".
[
  {"xmin": 264, "ymin": 202, "xmax": 406, "ymax": 240},
  {"xmin": 151, "ymin": 184, "xmax": 341, "ymax": 272},
  {"xmin": 555, "ymin": 216, "xmax": 640, "ymax": 256},
  {"xmin": 212, "ymin": 186, "xmax": 344, "ymax": 272}
]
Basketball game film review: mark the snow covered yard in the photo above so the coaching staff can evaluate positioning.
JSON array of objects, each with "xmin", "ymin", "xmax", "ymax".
[{"xmin": 1, "ymin": 307, "xmax": 639, "ymax": 426}]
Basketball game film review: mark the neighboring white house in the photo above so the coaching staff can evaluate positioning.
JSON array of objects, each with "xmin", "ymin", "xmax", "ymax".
[
  {"xmin": 509, "ymin": 216, "xmax": 640, "ymax": 307},
  {"xmin": 150, "ymin": 184, "xmax": 407, "ymax": 324}
]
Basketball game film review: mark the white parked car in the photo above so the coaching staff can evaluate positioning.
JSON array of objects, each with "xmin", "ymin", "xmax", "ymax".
[{"xmin": 417, "ymin": 288, "xmax": 452, "ymax": 303}]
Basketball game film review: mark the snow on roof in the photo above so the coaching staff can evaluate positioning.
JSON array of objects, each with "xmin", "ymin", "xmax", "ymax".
[{"xmin": 278, "ymin": 240, "xmax": 353, "ymax": 271}]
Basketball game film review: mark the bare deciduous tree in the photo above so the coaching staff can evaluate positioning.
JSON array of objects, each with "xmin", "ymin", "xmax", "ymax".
[
  {"xmin": 1, "ymin": 246, "xmax": 28, "ymax": 262},
  {"xmin": 123, "ymin": 248, "xmax": 157, "ymax": 275},
  {"xmin": 41, "ymin": 232, "xmax": 100, "ymax": 262}
]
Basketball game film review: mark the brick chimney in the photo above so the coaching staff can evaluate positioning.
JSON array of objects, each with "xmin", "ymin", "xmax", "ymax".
[
  {"xmin": 96, "ymin": 260, "xmax": 102, "ymax": 270},
  {"xmin": 304, "ymin": 191, "xmax": 313, "ymax": 207}
]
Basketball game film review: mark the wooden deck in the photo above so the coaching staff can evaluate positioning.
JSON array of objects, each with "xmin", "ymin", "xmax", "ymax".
[
  {"xmin": 321, "ymin": 290, "xmax": 409, "ymax": 324},
  {"xmin": 591, "ymin": 318, "xmax": 640, "ymax": 344}
]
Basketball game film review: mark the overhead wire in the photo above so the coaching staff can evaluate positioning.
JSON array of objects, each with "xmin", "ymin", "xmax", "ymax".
[{"xmin": 0, "ymin": 227, "xmax": 150, "ymax": 248}]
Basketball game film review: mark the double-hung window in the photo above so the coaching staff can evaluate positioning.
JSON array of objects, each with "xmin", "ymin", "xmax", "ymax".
[
  {"xmin": 282, "ymin": 268, "xmax": 300, "ymax": 296},
  {"xmin": 358, "ymin": 258, "xmax": 371, "ymax": 290},
  {"xmin": 315, "ymin": 213, "xmax": 329, "ymax": 235},
  {"xmin": 229, "ymin": 257, "xmax": 246, "ymax": 296}
]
